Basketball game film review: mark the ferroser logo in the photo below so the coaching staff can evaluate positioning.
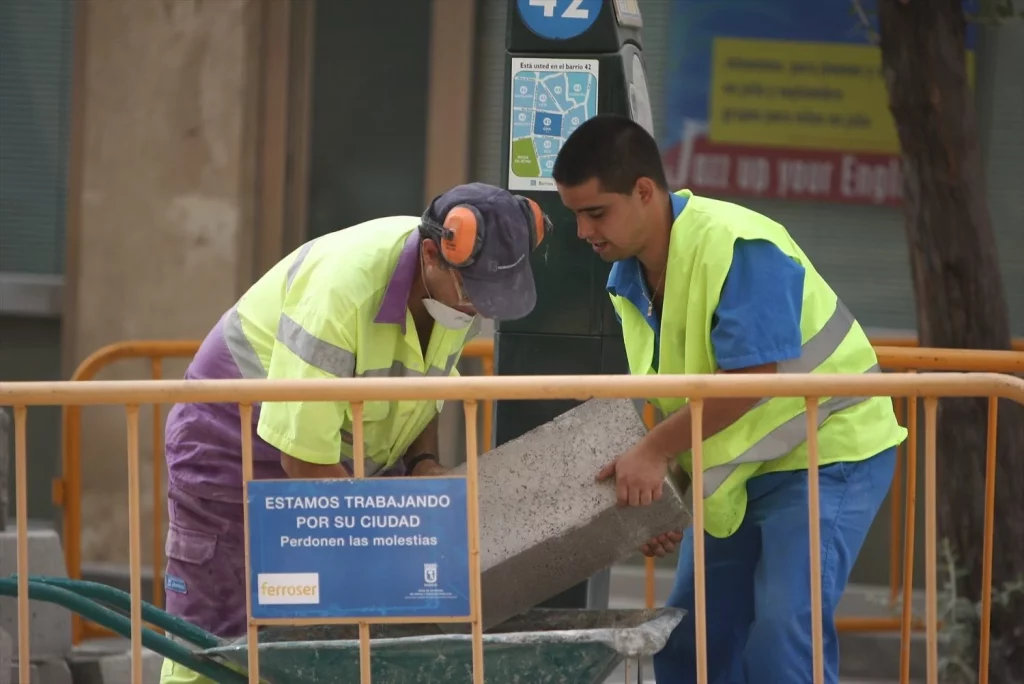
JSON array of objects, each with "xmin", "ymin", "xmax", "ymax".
[{"xmin": 257, "ymin": 573, "xmax": 320, "ymax": 605}]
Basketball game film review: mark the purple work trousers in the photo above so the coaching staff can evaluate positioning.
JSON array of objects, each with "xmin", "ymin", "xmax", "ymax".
[{"xmin": 163, "ymin": 485, "xmax": 248, "ymax": 638}]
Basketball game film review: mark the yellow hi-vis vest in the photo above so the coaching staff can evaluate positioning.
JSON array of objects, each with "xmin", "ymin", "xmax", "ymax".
[
  {"xmin": 610, "ymin": 191, "xmax": 907, "ymax": 538},
  {"xmin": 224, "ymin": 217, "xmax": 479, "ymax": 472}
]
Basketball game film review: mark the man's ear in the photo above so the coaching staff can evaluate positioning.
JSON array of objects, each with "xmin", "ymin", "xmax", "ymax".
[
  {"xmin": 421, "ymin": 237, "xmax": 438, "ymax": 263},
  {"xmin": 635, "ymin": 177, "xmax": 657, "ymax": 205}
]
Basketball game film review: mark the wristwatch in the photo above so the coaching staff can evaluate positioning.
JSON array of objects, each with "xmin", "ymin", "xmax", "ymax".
[{"xmin": 405, "ymin": 452, "xmax": 440, "ymax": 474}]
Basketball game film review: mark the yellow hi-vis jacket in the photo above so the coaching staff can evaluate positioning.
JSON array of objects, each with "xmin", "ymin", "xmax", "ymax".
[
  {"xmin": 224, "ymin": 217, "xmax": 479, "ymax": 473},
  {"xmin": 610, "ymin": 191, "xmax": 907, "ymax": 538}
]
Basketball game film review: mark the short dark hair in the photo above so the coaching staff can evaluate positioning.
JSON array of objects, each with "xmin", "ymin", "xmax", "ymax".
[{"xmin": 552, "ymin": 114, "xmax": 668, "ymax": 194}]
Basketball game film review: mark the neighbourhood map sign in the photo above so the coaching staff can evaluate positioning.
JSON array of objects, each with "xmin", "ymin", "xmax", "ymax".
[
  {"xmin": 247, "ymin": 477, "xmax": 470, "ymax": 620},
  {"xmin": 508, "ymin": 57, "xmax": 599, "ymax": 192}
]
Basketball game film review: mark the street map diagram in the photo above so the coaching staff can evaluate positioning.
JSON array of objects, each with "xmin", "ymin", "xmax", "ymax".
[{"xmin": 508, "ymin": 58, "xmax": 599, "ymax": 191}]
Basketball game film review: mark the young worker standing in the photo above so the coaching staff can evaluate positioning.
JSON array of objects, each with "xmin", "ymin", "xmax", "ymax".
[
  {"xmin": 160, "ymin": 183, "xmax": 551, "ymax": 684},
  {"xmin": 553, "ymin": 115, "xmax": 905, "ymax": 684}
]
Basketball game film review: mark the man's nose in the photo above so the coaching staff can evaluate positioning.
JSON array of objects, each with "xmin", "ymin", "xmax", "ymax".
[{"xmin": 576, "ymin": 218, "xmax": 593, "ymax": 240}]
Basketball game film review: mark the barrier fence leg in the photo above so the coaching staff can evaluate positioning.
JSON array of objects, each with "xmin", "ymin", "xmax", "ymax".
[
  {"xmin": 351, "ymin": 403, "xmax": 373, "ymax": 684},
  {"xmin": 923, "ymin": 398, "xmax": 938, "ymax": 684},
  {"xmin": 805, "ymin": 399, "xmax": 824, "ymax": 684},
  {"xmin": 689, "ymin": 400, "xmax": 708, "ymax": 684},
  {"xmin": 463, "ymin": 400, "xmax": 485, "ymax": 684},
  {"xmin": 239, "ymin": 404, "xmax": 260, "ymax": 684},
  {"xmin": 899, "ymin": 396, "xmax": 919, "ymax": 684},
  {"xmin": 15, "ymin": 406, "xmax": 30, "ymax": 684},
  {"xmin": 978, "ymin": 396, "xmax": 998, "ymax": 684},
  {"xmin": 125, "ymin": 405, "xmax": 144, "ymax": 684}
]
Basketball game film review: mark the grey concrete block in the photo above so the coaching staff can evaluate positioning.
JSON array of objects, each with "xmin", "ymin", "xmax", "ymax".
[
  {"xmin": 97, "ymin": 649, "xmax": 163, "ymax": 684},
  {"xmin": 449, "ymin": 399, "xmax": 691, "ymax": 631},
  {"xmin": 1, "ymin": 628, "xmax": 11, "ymax": 684},
  {"xmin": 29, "ymin": 659, "xmax": 72, "ymax": 684},
  {"xmin": 0, "ymin": 530, "xmax": 72, "ymax": 659}
]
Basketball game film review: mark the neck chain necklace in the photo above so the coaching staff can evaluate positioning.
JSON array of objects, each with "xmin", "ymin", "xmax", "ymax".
[{"xmin": 644, "ymin": 267, "xmax": 666, "ymax": 317}]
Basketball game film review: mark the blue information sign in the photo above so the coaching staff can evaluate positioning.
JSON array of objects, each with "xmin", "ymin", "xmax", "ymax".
[
  {"xmin": 516, "ymin": 0, "xmax": 603, "ymax": 41},
  {"xmin": 247, "ymin": 478, "xmax": 470, "ymax": 620}
]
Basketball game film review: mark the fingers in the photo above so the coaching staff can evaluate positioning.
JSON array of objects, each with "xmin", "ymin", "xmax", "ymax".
[
  {"xmin": 596, "ymin": 461, "xmax": 616, "ymax": 482},
  {"xmin": 640, "ymin": 535, "xmax": 675, "ymax": 557},
  {"xmin": 628, "ymin": 486, "xmax": 641, "ymax": 507}
]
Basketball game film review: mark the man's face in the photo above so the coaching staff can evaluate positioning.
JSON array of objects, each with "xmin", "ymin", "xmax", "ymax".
[
  {"xmin": 556, "ymin": 177, "xmax": 651, "ymax": 262},
  {"xmin": 421, "ymin": 241, "xmax": 478, "ymax": 315}
]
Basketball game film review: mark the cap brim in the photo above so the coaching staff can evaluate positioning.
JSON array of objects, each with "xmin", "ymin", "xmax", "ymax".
[{"xmin": 461, "ymin": 265, "xmax": 537, "ymax": 321}]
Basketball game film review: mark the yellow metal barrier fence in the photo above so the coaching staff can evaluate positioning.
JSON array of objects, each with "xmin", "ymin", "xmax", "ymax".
[
  {"xmin": 51, "ymin": 337, "xmax": 1024, "ymax": 650},
  {"xmin": 4, "ymin": 372, "xmax": 1023, "ymax": 684},
  {"xmin": 56, "ymin": 338, "xmax": 494, "ymax": 643}
]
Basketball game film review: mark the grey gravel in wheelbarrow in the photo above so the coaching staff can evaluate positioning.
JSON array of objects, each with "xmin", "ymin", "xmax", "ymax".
[
  {"xmin": 448, "ymin": 398, "xmax": 691, "ymax": 631},
  {"xmin": 205, "ymin": 607, "xmax": 684, "ymax": 684}
]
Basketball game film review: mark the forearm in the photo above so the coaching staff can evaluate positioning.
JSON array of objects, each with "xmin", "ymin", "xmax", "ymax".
[
  {"xmin": 642, "ymin": 396, "xmax": 760, "ymax": 463},
  {"xmin": 641, "ymin": 363, "xmax": 778, "ymax": 463},
  {"xmin": 402, "ymin": 418, "xmax": 444, "ymax": 476},
  {"xmin": 280, "ymin": 452, "xmax": 350, "ymax": 479}
]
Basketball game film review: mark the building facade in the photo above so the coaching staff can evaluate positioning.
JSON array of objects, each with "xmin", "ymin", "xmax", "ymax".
[{"xmin": 1, "ymin": 0, "xmax": 1021, "ymax": 579}]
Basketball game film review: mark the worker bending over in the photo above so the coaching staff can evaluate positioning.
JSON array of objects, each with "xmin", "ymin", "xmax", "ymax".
[
  {"xmin": 159, "ymin": 183, "xmax": 551, "ymax": 684},
  {"xmin": 553, "ymin": 115, "xmax": 905, "ymax": 684}
]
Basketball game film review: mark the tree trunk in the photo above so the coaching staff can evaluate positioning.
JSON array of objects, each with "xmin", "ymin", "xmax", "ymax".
[{"xmin": 878, "ymin": 1, "xmax": 1024, "ymax": 681}]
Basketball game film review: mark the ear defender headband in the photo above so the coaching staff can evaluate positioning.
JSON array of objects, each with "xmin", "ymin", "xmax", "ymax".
[
  {"xmin": 424, "ymin": 195, "xmax": 552, "ymax": 269},
  {"xmin": 513, "ymin": 194, "xmax": 553, "ymax": 252}
]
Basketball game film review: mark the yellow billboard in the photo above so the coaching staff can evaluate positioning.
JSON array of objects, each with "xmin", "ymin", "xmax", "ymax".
[{"xmin": 708, "ymin": 37, "xmax": 975, "ymax": 155}]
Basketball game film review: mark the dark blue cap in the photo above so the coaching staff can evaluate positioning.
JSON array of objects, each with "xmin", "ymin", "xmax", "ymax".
[{"xmin": 425, "ymin": 182, "xmax": 539, "ymax": 321}]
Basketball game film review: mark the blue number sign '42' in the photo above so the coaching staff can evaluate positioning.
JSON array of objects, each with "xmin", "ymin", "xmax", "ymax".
[
  {"xmin": 517, "ymin": 0, "xmax": 603, "ymax": 40},
  {"xmin": 247, "ymin": 477, "xmax": 470, "ymax": 620}
]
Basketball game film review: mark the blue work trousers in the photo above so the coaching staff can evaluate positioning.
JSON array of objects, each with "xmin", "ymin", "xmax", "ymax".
[{"xmin": 654, "ymin": 447, "xmax": 896, "ymax": 684}]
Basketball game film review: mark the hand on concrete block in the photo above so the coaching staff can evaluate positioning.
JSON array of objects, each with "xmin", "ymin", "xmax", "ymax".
[
  {"xmin": 597, "ymin": 437, "xmax": 677, "ymax": 508},
  {"xmin": 640, "ymin": 529, "xmax": 684, "ymax": 558}
]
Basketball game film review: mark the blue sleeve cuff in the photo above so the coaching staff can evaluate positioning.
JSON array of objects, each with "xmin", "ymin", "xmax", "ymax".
[{"xmin": 711, "ymin": 239, "xmax": 805, "ymax": 371}]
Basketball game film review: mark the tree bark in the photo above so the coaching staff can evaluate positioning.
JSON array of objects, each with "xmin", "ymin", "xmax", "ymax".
[{"xmin": 878, "ymin": 1, "xmax": 1024, "ymax": 681}]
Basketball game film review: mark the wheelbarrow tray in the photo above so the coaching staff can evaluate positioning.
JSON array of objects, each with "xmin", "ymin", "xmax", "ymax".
[{"xmin": 205, "ymin": 607, "xmax": 683, "ymax": 684}]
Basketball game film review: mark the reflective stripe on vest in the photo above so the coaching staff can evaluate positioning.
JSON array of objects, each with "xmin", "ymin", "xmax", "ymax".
[{"xmin": 699, "ymin": 299, "xmax": 876, "ymax": 497}]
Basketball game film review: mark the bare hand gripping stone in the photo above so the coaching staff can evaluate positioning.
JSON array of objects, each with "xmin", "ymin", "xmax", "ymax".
[{"xmin": 448, "ymin": 399, "xmax": 691, "ymax": 631}]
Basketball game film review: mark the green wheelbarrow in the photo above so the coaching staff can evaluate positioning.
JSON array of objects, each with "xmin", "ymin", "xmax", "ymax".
[{"xmin": 1, "ymin": 575, "xmax": 683, "ymax": 683}]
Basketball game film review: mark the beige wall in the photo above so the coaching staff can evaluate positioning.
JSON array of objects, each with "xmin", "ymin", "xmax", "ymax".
[{"xmin": 67, "ymin": 0, "xmax": 262, "ymax": 563}]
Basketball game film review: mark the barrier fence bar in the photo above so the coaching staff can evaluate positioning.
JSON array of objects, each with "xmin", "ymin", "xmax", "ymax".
[{"xmin": 5, "ymin": 372, "xmax": 1024, "ymax": 683}]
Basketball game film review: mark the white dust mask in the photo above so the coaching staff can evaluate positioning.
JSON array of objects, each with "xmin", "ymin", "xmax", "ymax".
[{"xmin": 421, "ymin": 298, "xmax": 476, "ymax": 330}]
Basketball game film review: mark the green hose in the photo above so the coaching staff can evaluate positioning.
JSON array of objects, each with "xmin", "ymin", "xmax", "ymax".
[
  {"xmin": 27, "ymin": 575, "xmax": 220, "ymax": 649},
  {"xmin": 0, "ymin": 576, "xmax": 248, "ymax": 684}
]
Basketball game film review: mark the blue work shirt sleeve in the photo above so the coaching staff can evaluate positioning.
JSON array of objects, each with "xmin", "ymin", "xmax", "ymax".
[{"xmin": 711, "ymin": 238, "xmax": 805, "ymax": 371}]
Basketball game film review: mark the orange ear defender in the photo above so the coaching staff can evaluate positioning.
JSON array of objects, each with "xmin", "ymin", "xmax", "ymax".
[
  {"xmin": 514, "ymin": 195, "xmax": 553, "ymax": 251},
  {"xmin": 435, "ymin": 203, "xmax": 485, "ymax": 268}
]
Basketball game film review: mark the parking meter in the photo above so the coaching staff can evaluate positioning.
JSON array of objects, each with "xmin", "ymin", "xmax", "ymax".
[{"xmin": 494, "ymin": 0, "xmax": 653, "ymax": 610}]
